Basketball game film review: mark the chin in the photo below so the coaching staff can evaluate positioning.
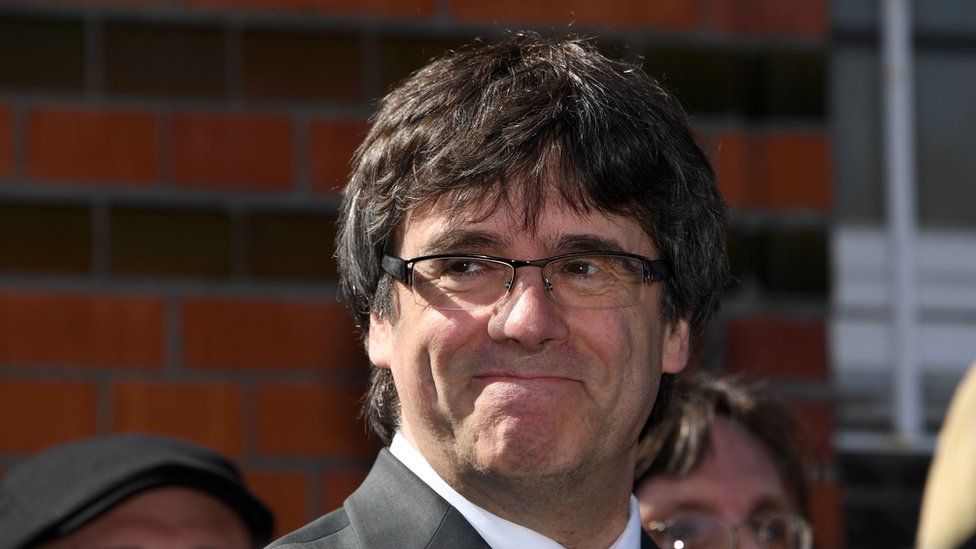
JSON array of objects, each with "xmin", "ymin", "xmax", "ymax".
[{"xmin": 472, "ymin": 420, "xmax": 582, "ymax": 478}]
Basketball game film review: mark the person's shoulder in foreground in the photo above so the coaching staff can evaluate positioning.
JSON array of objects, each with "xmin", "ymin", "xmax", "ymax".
[
  {"xmin": 271, "ymin": 30, "xmax": 729, "ymax": 549},
  {"xmin": 0, "ymin": 433, "xmax": 273, "ymax": 549},
  {"xmin": 634, "ymin": 373, "xmax": 813, "ymax": 549},
  {"xmin": 917, "ymin": 361, "xmax": 976, "ymax": 549}
]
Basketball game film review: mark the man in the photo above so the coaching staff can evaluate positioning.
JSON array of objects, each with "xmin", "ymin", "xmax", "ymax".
[
  {"xmin": 0, "ymin": 434, "xmax": 274, "ymax": 549},
  {"xmin": 273, "ymin": 32, "xmax": 728, "ymax": 548},
  {"xmin": 634, "ymin": 374, "xmax": 813, "ymax": 549}
]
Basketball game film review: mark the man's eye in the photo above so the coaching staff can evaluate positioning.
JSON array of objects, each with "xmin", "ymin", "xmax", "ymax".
[
  {"xmin": 442, "ymin": 260, "xmax": 486, "ymax": 276},
  {"xmin": 562, "ymin": 260, "xmax": 599, "ymax": 276}
]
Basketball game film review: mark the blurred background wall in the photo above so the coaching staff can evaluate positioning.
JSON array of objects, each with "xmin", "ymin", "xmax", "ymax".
[{"xmin": 0, "ymin": 0, "xmax": 972, "ymax": 546}]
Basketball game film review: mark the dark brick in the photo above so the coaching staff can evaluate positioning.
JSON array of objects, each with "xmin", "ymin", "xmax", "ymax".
[
  {"xmin": 243, "ymin": 29, "xmax": 362, "ymax": 102},
  {"xmin": 0, "ymin": 105, "xmax": 11, "ymax": 178},
  {"xmin": 0, "ymin": 202, "xmax": 91, "ymax": 274},
  {"xmin": 750, "ymin": 51, "xmax": 826, "ymax": 118},
  {"xmin": 104, "ymin": 22, "xmax": 227, "ymax": 97},
  {"xmin": 642, "ymin": 49, "xmax": 825, "ymax": 118},
  {"xmin": 0, "ymin": 16, "xmax": 85, "ymax": 91},
  {"xmin": 726, "ymin": 227, "xmax": 759, "ymax": 294},
  {"xmin": 641, "ymin": 48, "xmax": 747, "ymax": 115},
  {"xmin": 375, "ymin": 35, "xmax": 470, "ymax": 95},
  {"xmin": 756, "ymin": 228, "xmax": 829, "ymax": 296},
  {"xmin": 109, "ymin": 206, "xmax": 232, "ymax": 278},
  {"xmin": 247, "ymin": 211, "xmax": 337, "ymax": 280}
]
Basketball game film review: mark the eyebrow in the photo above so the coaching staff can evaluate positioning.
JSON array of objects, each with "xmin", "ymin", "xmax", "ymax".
[
  {"xmin": 551, "ymin": 234, "xmax": 627, "ymax": 255},
  {"xmin": 749, "ymin": 498, "xmax": 793, "ymax": 517},
  {"xmin": 416, "ymin": 230, "xmax": 630, "ymax": 258},
  {"xmin": 418, "ymin": 230, "xmax": 507, "ymax": 256}
]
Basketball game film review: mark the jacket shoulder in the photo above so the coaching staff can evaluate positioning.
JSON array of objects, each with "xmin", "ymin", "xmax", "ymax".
[{"xmin": 266, "ymin": 507, "xmax": 357, "ymax": 548}]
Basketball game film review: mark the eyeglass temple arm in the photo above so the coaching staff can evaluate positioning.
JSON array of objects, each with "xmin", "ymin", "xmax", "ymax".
[
  {"xmin": 381, "ymin": 254, "xmax": 409, "ymax": 283},
  {"xmin": 645, "ymin": 260, "xmax": 672, "ymax": 283}
]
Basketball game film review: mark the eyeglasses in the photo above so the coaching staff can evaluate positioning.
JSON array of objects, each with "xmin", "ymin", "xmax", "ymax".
[
  {"xmin": 647, "ymin": 510, "xmax": 813, "ymax": 549},
  {"xmin": 381, "ymin": 251, "xmax": 670, "ymax": 311}
]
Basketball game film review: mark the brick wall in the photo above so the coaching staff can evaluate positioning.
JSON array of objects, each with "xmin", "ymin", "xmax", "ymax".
[{"xmin": 0, "ymin": 0, "xmax": 838, "ymax": 543}]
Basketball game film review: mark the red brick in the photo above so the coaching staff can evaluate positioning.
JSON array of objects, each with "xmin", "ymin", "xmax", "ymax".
[
  {"xmin": 726, "ymin": 317, "xmax": 827, "ymax": 380},
  {"xmin": 186, "ymin": 0, "xmax": 435, "ymax": 18},
  {"xmin": 170, "ymin": 112, "xmax": 294, "ymax": 191},
  {"xmin": 710, "ymin": 130, "xmax": 755, "ymax": 208},
  {"xmin": 0, "ymin": 380, "xmax": 96, "ymax": 453},
  {"xmin": 0, "ymin": 291, "xmax": 165, "ymax": 367},
  {"xmin": 309, "ymin": 118, "xmax": 368, "ymax": 193},
  {"xmin": 753, "ymin": 0, "xmax": 827, "ymax": 36},
  {"xmin": 755, "ymin": 131, "xmax": 832, "ymax": 210},
  {"xmin": 113, "ymin": 381, "xmax": 244, "ymax": 457},
  {"xmin": 808, "ymin": 479, "xmax": 843, "ymax": 549},
  {"xmin": 256, "ymin": 382, "xmax": 379, "ymax": 458},
  {"xmin": 26, "ymin": 106, "xmax": 156, "ymax": 184},
  {"xmin": 322, "ymin": 468, "xmax": 369, "ymax": 512},
  {"xmin": 243, "ymin": 31, "xmax": 363, "ymax": 103},
  {"xmin": 245, "ymin": 470, "xmax": 311, "ymax": 537},
  {"xmin": 0, "ymin": 105, "xmax": 11, "ymax": 178},
  {"xmin": 51, "ymin": 0, "xmax": 167, "ymax": 4},
  {"xmin": 712, "ymin": 0, "xmax": 827, "ymax": 36},
  {"xmin": 453, "ymin": 0, "xmax": 698, "ymax": 28},
  {"xmin": 182, "ymin": 297, "xmax": 366, "ymax": 372},
  {"xmin": 788, "ymin": 400, "xmax": 834, "ymax": 462}
]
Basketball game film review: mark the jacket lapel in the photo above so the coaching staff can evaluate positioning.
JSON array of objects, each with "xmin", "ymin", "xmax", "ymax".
[{"xmin": 343, "ymin": 448, "xmax": 490, "ymax": 548}]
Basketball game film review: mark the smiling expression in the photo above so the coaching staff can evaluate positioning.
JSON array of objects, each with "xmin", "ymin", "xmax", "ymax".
[{"xmin": 368, "ymin": 195, "xmax": 689, "ymax": 491}]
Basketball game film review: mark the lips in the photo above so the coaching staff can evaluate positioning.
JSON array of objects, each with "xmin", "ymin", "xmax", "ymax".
[{"xmin": 471, "ymin": 373, "xmax": 582, "ymax": 387}]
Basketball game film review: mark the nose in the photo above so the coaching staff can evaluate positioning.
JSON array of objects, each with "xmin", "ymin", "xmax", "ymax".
[{"xmin": 487, "ymin": 269, "xmax": 569, "ymax": 351}]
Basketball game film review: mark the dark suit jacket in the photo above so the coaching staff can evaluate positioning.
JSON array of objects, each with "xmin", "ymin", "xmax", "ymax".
[{"xmin": 269, "ymin": 448, "xmax": 659, "ymax": 548}]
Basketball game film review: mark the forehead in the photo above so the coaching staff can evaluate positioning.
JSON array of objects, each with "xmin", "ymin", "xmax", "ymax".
[
  {"xmin": 637, "ymin": 417, "xmax": 793, "ymax": 517},
  {"xmin": 396, "ymin": 195, "xmax": 655, "ymax": 256}
]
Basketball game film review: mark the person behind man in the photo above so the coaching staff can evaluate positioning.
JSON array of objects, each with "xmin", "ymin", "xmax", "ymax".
[
  {"xmin": 634, "ymin": 374, "xmax": 813, "ymax": 549},
  {"xmin": 0, "ymin": 434, "xmax": 273, "ymax": 549},
  {"xmin": 272, "ymin": 32, "xmax": 729, "ymax": 548}
]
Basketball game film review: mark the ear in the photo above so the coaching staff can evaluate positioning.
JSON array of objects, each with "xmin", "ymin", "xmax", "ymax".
[
  {"xmin": 367, "ymin": 312, "xmax": 394, "ymax": 369},
  {"xmin": 662, "ymin": 318, "xmax": 690, "ymax": 374}
]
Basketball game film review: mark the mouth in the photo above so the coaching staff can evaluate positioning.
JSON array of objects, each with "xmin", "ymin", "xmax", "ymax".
[{"xmin": 472, "ymin": 373, "xmax": 580, "ymax": 384}]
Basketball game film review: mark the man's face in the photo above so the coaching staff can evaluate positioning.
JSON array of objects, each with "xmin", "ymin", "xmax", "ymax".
[
  {"xmin": 41, "ymin": 486, "xmax": 252, "ymax": 549},
  {"xmin": 635, "ymin": 417, "xmax": 798, "ymax": 549},
  {"xmin": 368, "ymin": 193, "xmax": 689, "ymax": 486}
]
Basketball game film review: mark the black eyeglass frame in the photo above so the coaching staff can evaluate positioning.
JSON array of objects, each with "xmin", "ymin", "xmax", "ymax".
[{"xmin": 381, "ymin": 251, "xmax": 671, "ymax": 290}]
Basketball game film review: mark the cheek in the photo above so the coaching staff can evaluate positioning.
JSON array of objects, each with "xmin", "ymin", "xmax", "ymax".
[
  {"xmin": 574, "ymin": 308, "xmax": 660, "ymax": 382},
  {"xmin": 394, "ymin": 308, "xmax": 486, "ymax": 387}
]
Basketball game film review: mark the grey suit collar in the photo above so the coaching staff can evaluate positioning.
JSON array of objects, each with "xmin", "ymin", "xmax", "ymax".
[{"xmin": 344, "ymin": 448, "xmax": 491, "ymax": 548}]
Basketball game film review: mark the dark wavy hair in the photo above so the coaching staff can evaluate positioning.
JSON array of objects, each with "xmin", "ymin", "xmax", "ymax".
[
  {"xmin": 635, "ymin": 374, "xmax": 811, "ymax": 517},
  {"xmin": 335, "ymin": 32, "xmax": 730, "ymax": 443}
]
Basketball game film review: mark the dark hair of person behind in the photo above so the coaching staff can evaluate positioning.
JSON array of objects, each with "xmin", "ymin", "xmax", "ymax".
[
  {"xmin": 634, "ymin": 374, "xmax": 811, "ymax": 517},
  {"xmin": 335, "ymin": 32, "xmax": 730, "ymax": 443}
]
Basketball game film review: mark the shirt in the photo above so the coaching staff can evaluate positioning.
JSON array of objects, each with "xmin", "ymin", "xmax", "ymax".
[{"xmin": 390, "ymin": 431, "xmax": 643, "ymax": 549}]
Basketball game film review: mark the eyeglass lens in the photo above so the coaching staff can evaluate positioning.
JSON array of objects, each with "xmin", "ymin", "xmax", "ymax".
[
  {"xmin": 409, "ymin": 255, "xmax": 646, "ymax": 310},
  {"xmin": 655, "ymin": 511, "xmax": 809, "ymax": 549}
]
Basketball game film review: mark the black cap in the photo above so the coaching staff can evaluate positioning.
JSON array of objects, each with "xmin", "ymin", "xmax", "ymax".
[{"xmin": 0, "ymin": 434, "xmax": 274, "ymax": 548}]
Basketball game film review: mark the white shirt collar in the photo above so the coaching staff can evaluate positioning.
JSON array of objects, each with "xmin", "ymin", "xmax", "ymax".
[{"xmin": 389, "ymin": 431, "xmax": 643, "ymax": 549}]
